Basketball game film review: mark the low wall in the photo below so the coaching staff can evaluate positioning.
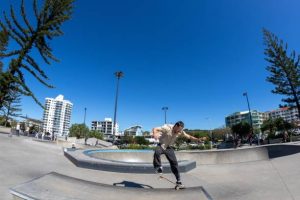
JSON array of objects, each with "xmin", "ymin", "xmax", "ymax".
[
  {"xmin": 64, "ymin": 149, "xmax": 196, "ymax": 173},
  {"xmin": 177, "ymin": 146, "xmax": 269, "ymax": 165},
  {"xmin": 65, "ymin": 144, "xmax": 300, "ymax": 174},
  {"xmin": 85, "ymin": 146, "xmax": 270, "ymax": 165},
  {"xmin": 0, "ymin": 126, "xmax": 11, "ymax": 134}
]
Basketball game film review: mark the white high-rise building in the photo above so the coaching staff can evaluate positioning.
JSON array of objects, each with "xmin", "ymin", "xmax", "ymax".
[{"xmin": 42, "ymin": 95, "xmax": 73, "ymax": 136}]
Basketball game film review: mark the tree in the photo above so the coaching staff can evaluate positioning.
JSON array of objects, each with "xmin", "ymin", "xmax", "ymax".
[
  {"xmin": 0, "ymin": 30, "xmax": 16, "ymax": 110},
  {"xmin": 89, "ymin": 130, "xmax": 103, "ymax": 140},
  {"xmin": 174, "ymin": 135, "xmax": 189, "ymax": 150},
  {"xmin": 273, "ymin": 117, "xmax": 295, "ymax": 132},
  {"xmin": 263, "ymin": 29, "xmax": 300, "ymax": 119},
  {"xmin": 191, "ymin": 131, "xmax": 209, "ymax": 139},
  {"xmin": 0, "ymin": 30, "xmax": 8, "ymax": 70},
  {"xmin": 10, "ymin": 119, "xmax": 17, "ymax": 128},
  {"xmin": 122, "ymin": 133, "xmax": 135, "ymax": 144},
  {"xmin": 262, "ymin": 117, "xmax": 295, "ymax": 140},
  {"xmin": 142, "ymin": 131, "xmax": 150, "ymax": 136},
  {"xmin": 0, "ymin": 115, "xmax": 5, "ymax": 126},
  {"xmin": 134, "ymin": 136, "xmax": 149, "ymax": 145},
  {"xmin": 88, "ymin": 130, "xmax": 104, "ymax": 145},
  {"xmin": 1, "ymin": 89, "xmax": 22, "ymax": 127},
  {"xmin": 69, "ymin": 124, "xmax": 89, "ymax": 139},
  {"xmin": 261, "ymin": 118, "xmax": 276, "ymax": 135},
  {"xmin": 29, "ymin": 124, "xmax": 39, "ymax": 135},
  {"xmin": 212, "ymin": 127, "xmax": 231, "ymax": 141},
  {"xmin": 0, "ymin": 0, "xmax": 74, "ymax": 109},
  {"xmin": 231, "ymin": 122, "xmax": 251, "ymax": 138}
]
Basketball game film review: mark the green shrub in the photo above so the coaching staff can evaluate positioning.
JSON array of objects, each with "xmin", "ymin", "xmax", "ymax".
[
  {"xmin": 178, "ymin": 144, "xmax": 211, "ymax": 150},
  {"xmin": 134, "ymin": 136, "xmax": 150, "ymax": 145},
  {"xmin": 119, "ymin": 144, "xmax": 155, "ymax": 150}
]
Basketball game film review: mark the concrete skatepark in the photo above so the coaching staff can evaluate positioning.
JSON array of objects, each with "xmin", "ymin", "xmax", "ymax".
[
  {"xmin": 1, "ymin": 133, "xmax": 300, "ymax": 200},
  {"xmin": 10, "ymin": 172, "xmax": 211, "ymax": 200}
]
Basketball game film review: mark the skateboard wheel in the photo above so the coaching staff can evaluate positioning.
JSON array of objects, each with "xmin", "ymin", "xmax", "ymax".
[{"xmin": 175, "ymin": 186, "xmax": 179, "ymax": 190}]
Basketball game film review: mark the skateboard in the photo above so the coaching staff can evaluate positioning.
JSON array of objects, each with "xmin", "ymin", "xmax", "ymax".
[{"xmin": 158, "ymin": 174, "xmax": 185, "ymax": 190}]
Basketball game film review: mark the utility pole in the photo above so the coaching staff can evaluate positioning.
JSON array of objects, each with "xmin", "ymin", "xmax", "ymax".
[
  {"xmin": 113, "ymin": 71, "xmax": 124, "ymax": 144},
  {"xmin": 162, "ymin": 107, "xmax": 168, "ymax": 124}
]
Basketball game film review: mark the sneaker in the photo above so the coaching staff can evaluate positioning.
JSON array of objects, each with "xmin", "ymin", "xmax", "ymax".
[
  {"xmin": 176, "ymin": 181, "xmax": 185, "ymax": 188},
  {"xmin": 155, "ymin": 166, "xmax": 163, "ymax": 174}
]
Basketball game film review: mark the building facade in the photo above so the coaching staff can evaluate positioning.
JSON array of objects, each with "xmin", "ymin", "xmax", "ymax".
[
  {"xmin": 266, "ymin": 107, "xmax": 300, "ymax": 125},
  {"xmin": 91, "ymin": 118, "xmax": 119, "ymax": 135},
  {"xmin": 42, "ymin": 95, "xmax": 73, "ymax": 136},
  {"xmin": 225, "ymin": 110, "xmax": 269, "ymax": 129},
  {"xmin": 123, "ymin": 125, "xmax": 143, "ymax": 136},
  {"xmin": 21, "ymin": 117, "xmax": 43, "ymax": 133}
]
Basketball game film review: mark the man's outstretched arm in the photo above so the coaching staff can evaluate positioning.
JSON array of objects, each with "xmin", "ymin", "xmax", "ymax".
[{"xmin": 182, "ymin": 131, "xmax": 206, "ymax": 142}]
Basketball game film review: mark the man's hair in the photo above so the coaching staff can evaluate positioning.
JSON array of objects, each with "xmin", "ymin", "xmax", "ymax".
[{"xmin": 174, "ymin": 121, "xmax": 184, "ymax": 128}]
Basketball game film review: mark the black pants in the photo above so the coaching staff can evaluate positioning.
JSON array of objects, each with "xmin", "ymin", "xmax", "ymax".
[{"xmin": 153, "ymin": 145, "xmax": 180, "ymax": 181}]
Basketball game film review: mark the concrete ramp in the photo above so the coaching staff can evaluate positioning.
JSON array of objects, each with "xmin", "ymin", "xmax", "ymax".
[
  {"xmin": 10, "ymin": 172, "xmax": 213, "ymax": 200},
  {"xmin": 65, "ymin": 149, "xmax": 196, "ymax": 173}
]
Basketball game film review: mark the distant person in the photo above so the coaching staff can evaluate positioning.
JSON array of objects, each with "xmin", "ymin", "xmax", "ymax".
[
  {"xmin": 234, "ymin": 134, "xmax": 241, "ymax": 148},
  {"xmin": 283, "ymin": 131, "xmax": 288, "ymax": 143},
  {"xmin": 247, "ymin": 131, "xmax": 253, "ymax": 146},
  {"xmin": 260, "ymin": 134, "xmax": 266, "ymax": 145},
  {"xmin": 152, "ymin": 121, "xmax": 206, "ymax": 189},
  {"xmin": 16, "ymin": 123, "xmax": 20, "ymax": 136},
  {"xmin": 260, "ymin": 138, "xmax": 264, "ymax": 145},
  {"xmin": 237, "ymin": 134, "xmax": 242, "ymax": 147}
]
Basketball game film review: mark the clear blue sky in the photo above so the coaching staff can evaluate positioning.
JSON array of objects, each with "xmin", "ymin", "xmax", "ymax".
[{"xmin": 1, "ymin": 0, "xmax": 300, "ymax": 131}]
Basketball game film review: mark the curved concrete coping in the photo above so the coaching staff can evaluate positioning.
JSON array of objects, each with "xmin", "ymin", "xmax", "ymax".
[
  {"xmin": 88, "ymin": 147, "xmax": 270, "ymax": 165},
  {"xmin": 64, "ymin": 146, "xmax": 269, "ymax": 173},
  {"xmin": 10, "ymin": 172, "xmax": 213, "ymax": 200},
  {"xmin": 64, "ymin": 149, "xmax": 196, "ymax": 173},
  {"xmin": 177, "ymin": 146, "xmax": 269, "ymax": 165},
  {"xmin": 176, "ymin": 143, "xmax": 300, "ymax": 165},
  {"xmin": 64, "ymin": 146, "xmax": 270, "ymax": 173}
]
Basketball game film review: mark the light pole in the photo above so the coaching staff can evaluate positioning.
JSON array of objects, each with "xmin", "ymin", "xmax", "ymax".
[
  {"xmin": 113, "ymin": 71, "xmax": 124, "ymax": 144},
  {"xmin": 243, "ymin": 92, "xmax": 256, "ymax": 144},
  {"xmin": 162, "ymin": 107, "xmax": 168, "ymax": 124},
  {"xmin": 83, "ymin": 107, "xmax": 87, "ymax": 144}
]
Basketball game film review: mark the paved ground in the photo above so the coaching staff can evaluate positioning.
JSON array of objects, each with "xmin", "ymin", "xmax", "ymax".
[
  {"xmin": 11, "ymin": 172, "xmax": 211, "ymax": 200},
  {"xmin": 1, "ymin": 133, "xmax": 300, "ymax": 200}
]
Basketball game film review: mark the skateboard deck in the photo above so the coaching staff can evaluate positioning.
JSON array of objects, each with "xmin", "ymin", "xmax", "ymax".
[{"xmin": 158, "ymin": 174, "xmax": 185, "ymax": 190}]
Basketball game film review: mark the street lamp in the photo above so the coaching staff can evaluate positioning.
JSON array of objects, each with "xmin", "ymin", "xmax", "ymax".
[
  {"xmin": 243, "ymin": 92, "xmax": 256, "ymax": 144},
  {"xmin": 162, "ymin": 107, "xmax": 168, "ymax": 124},
  {"xmin": 113, "ymin": 71, "xmax": 124, "ymax": 144}
]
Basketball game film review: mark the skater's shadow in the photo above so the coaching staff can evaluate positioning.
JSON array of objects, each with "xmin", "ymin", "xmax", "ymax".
[{"xmin": 113, "ymin": 181, "xmax": 153, "ymax": 189}]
